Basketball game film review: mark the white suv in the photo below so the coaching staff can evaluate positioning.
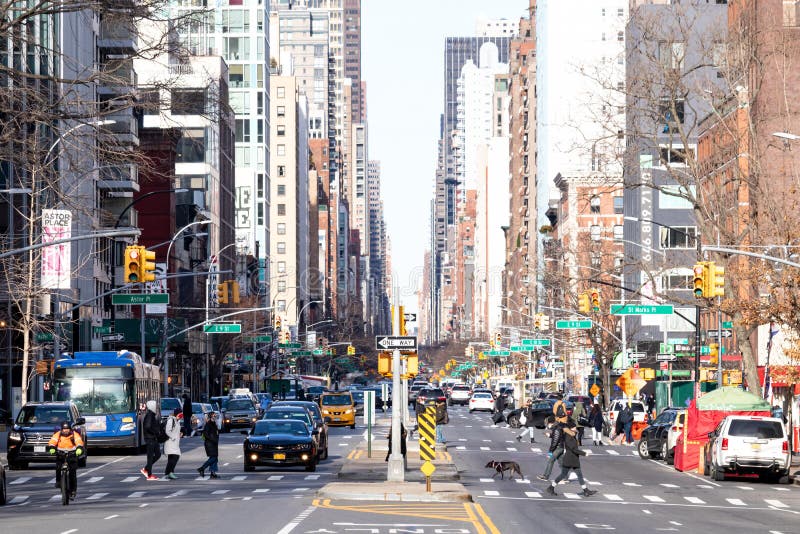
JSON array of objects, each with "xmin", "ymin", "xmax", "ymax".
[
  {"xmin": 705, "ymin": 415, "xmax": 790, "ymax": 483},
  {"xmin": 449, "ymin": 384, "xmax": 471, "ymax": 406},
  {"xmin": 604, "ymin": 399, "xmax": 647, "ymax": 433}
]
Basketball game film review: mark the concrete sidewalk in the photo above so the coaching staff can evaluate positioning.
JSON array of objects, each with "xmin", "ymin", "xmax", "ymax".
[{"xmin": 317, "ymin": 416, "xmax": 471, "ymax": 502}]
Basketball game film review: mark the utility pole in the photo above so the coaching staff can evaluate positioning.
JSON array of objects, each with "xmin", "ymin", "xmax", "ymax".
[{"xmin": 387, "ymin": 297, "xmax": 404, "ymax": 481}]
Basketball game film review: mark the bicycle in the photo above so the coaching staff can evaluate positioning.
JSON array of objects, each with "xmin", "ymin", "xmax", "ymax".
[{"xmin": 53, "ymin": 449, "xmax": 78, "ymax": 506}]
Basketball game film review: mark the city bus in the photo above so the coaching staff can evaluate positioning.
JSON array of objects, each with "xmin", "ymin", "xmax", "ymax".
[{"xmin": 52, "ymin": 351, "xmax": 161, "ymax": 450}]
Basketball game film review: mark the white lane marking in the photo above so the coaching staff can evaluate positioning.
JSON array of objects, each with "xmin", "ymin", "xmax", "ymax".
[
  {"xmin": 683, "ymin": 472, "xmax": 720, "ymax": 487},
  {"xmin": 697, "ymin": 484, "xmax": 714, "ymax": 489},
  {"xmin": 268, "ymin": 475, "xmax": 284, "ymax": 481},
  {"xmin": 465, "ymin": 425, "xmax": 473, "ymax": 428},
  {"xmin": 86, "ymin": 493, "xmax": 109, "ymax": 500},
  {"xmin": 507, "ymin": 447, "xmax": 517, "ymax": 451},
  {"xmin": 531, "ymin": 448, "xmax": 542, "ymax": 453},
  {"xmin": 166, "ymin": 489, "xmax": 189, "ymax": 498},
  {"xmin": 194, "ymin": 477, "xmax": 206, "ymax": 481},
  {"xmin": 338, "ymin": 443, "xmax": 348, "ymax": 447},
  {"xmin": 514, "ymin": 479, "xmax": 531, "ymax": 484},
  {"xmin": 243, "ymin": 496, "xmax": 253, "ymax": 501},
  {"xmin": 49, "ymin": 495, "xmax": 61, "ymax": 502},
  {"xmin": 231, "ymin": 475, "xmax": 247, "ymax": 481},
  {"xmin": 236, "ymin": 455, "xmax": 243, "ymax": 459},
  {"xmin": 726, "ymin": 498, "xmax": 746, "ymax": 506},
  {"xmin": 342, "ymin": 436, "xmax": 352, "ymax": 439},
  {"xmin": 607, "ymin": 450, "xmax": 620, "ymax": 456},
  {"xmin": 642, "ymin": 510, "xmax": 652, "ymax": 515},
  {"xmin": 685, "ymin": 496, "xmax": 705, "ymax": 504},
  {"xmin": 456, "ymin": 446, "xmax": 465, "ymax": 450},
  {"xmin": 276, "ymin": 504, "xmax": 316, "ymax": 534},
  {"xmin": 660, "ymin": 483, "xmax": 679, "ymax": 488},
  {"xmin": 10, "ymin": 477, "xmax": 31, "ymax": 485},
  {"xmin": 212, "ymin": 490, "xmax": 229, "ymax": 495},
  {"xmin": 458, "ymin": 438, "xmax": 467, "ymax": 441},
  {"xmin": 644, "ymin": 495, "xmax": 665, "ymax": 503},
  {"xmin": 79, "ymin": 456, "xmax": 126, "ymax": 477},
  {"xmin": 105, "ymin": 515, "xmax": 119, "ymax": 520},
  {"xmin": 770, "ymin": 531, "xmax": 786, "ymax": 534},
  {"xmin": 60, "ymin": 530, "xmax": 78, "ymax": 534},
  {"xmin": 525, "ymin": 491, "xmax": 542, "ymax": 498},
  {"xmin": 305, "ymin": 474, "xmax": 320, "ymax": 480},
  {"xmin": 564, "ymin": 492, "xmax": 581, "ymax": 499},
  {"xmin": 139, "ymin": 503, "xmax": 149, "ymax": 508},
  {"xmin": 87, "ymin": 476, "xmax": 103, "ymax": 484},
  {"xmin": 292, "ymin": 487, "xmax": 309, "ymax": 492},
  {"xmin": 253, "ymin": 488, "xmax": 271, "ymax": 493},
  {"xmin": 121, "ymin": 477, "xmax": 139, "ymax": 483},
  {"xmin": 482, "ymin": 439, "xmax": 491, "ymax": 442},
  {"xmin": 736, "ymin": 485, "xmax": 754, "ymax": 491},
  {"xmin": 484, "ymin": 490, "xmax": 499, "ymax": 496},
  {"xmin": 765, "ymin": 499, "xmax": 788, "ymax": 508},
  {"xmin": 584, "ymin": 450, "xmax": 593, "ymax": 455},
  {"xmin": 223, "ymin": 463, "xmax": 230, "ymax": 467},
  {"xmin": 9, "ymin": 495, "xmax": 29, "ymax": 504},
  {"xmin": 505, "ymin": 440, "xmax": 514, "ymax": 444},
  {"xmin": 480, "ymin": 446, "xmax": 490, "ymax": 451},
  {"xmin": 669, "ymin": 521, "xmax": 683, "ymax": 526},
  {"xmin": 623, "ymin": 482, "xmax": 641, "ymax": 487},
  {"xmin": 604, "ymin": 494, "xmax": 623, "ymax": 501},
  {"xmin": 773, "ymin": 487, "xmax": 791, "ymax": 491},
  {"xmin": 128, "ymin": 492, "xmax": 145, "ymax": 498},
  {"xmin": 480, "ymin": 478, "xmax": 495, "ymax": 483}
]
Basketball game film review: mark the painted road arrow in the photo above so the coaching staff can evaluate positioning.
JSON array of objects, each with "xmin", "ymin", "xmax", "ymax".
[{"xmin": 375, "ymin": 336, "xmax": 417, "ymax": 350}]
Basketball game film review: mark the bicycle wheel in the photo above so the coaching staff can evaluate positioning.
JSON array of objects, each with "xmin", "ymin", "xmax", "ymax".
[{"xmin": 61, "ymin": 468, "xmax": 69, "ymax": 506}]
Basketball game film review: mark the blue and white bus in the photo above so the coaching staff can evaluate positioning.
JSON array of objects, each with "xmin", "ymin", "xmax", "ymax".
[{"xmin": 52, "ymin": 351, "xmax": 161, "ymax": 449}]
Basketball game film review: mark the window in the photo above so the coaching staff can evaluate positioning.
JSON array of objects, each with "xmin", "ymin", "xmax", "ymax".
[
  {"xmin": 589, "ymin": 195, "xmax": 601, "ymax": 213},
  {"xmin": 659, "ymin": 226, "xmax": 697, "ymax": 249},
  {"xmin": 277, "ymin": 262, "xmax": 286, "ymax": 273},
  {"xmin": 277, "ymin": 242, "xmax": 286, "ymax": 254},
  {"xmin": 659, "ymin": 145, "xmax": 695, "ymax": 165},
  {"xmin": 277, "ymin": 86, "xmax": 285, "ymax": 98},
  {"xmin": 613, "ymin": 196, "xmax": 624, "ymax": 214},
  {"xmin": 277, "ymin": 280, "xmax": 286, "ymax": 292},
  {"xmin": 175, "ymin": 129, "xmax": 206, "ymax": 163},
  {"xmin": 277, "ymin": 125, "xmax": 286, "ymax": 136},
  {"xmin": 257, "ymin": 202, "xmax": 264, "ymax": 225},
  {"xmin": 659, "ymin": 99, "xmax": 685, "ymax": 133},
  {"xmin": 659, "ymin": 184, "xmax": 695, "ymax": 209},
  {"xmin": 257, "ymin": 173, "xmax": 264, "ymax": 198},
  {"xmin": 590, "ymin": 225, "xmax": 601, "ymax": 241},
  {"xmin": 784, "ymin": 0, "xmax": 800, "ymax": 26},
  {"xmin": 662, "ymin": 273, "xmax": 692, "ymax": 291},
  {"xmin": 277, "ymin": 105, "xmax": 285, "ymax": 117},
  {"xmin": 277, "ymin": 203, "xmax": 286, "ymax": 215},
  {"xmin": 277, "ymin": 223, "xmax": 286, "ymax": 235},
  {"xmin": 617, "ymin": 31, "xmax": 624, "ymax": 42},
  {"xmin": 277, "ymin": 184, "xmax": 286, "ymax": 196},
  {"xmin": 235, "ymin": 119, "xmax": 250, "ymax": 142},
  {"xmin": 277, "ymin": 299, "xmax": 286, "ymax": 312},
  {"xmin": 613, "ymin": 225, "xmax": 624, "ymax": 240},
  {"xmin": 659, "ymin": 41, "xmax": 685, "ymax": 71},
  {"xmin": 257, "ymin": 92, "xmax": 264, "ymax": 114},
  {"xmin": 171, "ymin": 89, "xmax": 205, "ymax": 115},
  {"xmin": 591, "ymin": 253, "xmax": 601, "ymax": 269},
  {"xmin": 618, "ymin": 8, "xmax": 624, "ymax": 16},
  {"xmin": 277, "ymin": 165, "xmax": 286, "ymax": 177},
  {"xmin": 257, "ymin": 121, "xmax": 263, "ymax": 144},
  {"xmin": 277, "ymin": 144, "xmax": 286, "ymax": 156}
]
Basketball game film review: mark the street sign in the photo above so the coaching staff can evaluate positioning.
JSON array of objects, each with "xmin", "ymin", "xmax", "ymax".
[
  {"xmin": 610, "ymin": 304, "xmax": 674, "ymax": 315},
  {"xmin": 628, "ymin": 352, "xmax": 646, "ymax": 361},
  {"xmin": 203, "ymin": 323, "xmax": 242, "ymax": 334},
  {"xmin": 292, "ymin": 350, "xmax": 312, "ymax": 357},
  {"xmin": 93, "ymin": 325, "xmax": 112, "ymax": 335},
  {"xmin": 589, "ymin": 384, "xmax": 600, "ymax": 397},
  {"xmin": 101, "ymin": 333, "xmax": 125, "ymax": 342},
  {"xmin": 656, "ymin": 353, "xmax": 677, "ymax": 362},
  {"xmin": 35, "ymin": 332, "xmax": 54, "ymax": 342},
  {"xmin": 722, "ymin": 321, "xmax": 733, "ymax": 329},
  {"xmin": 112, "ymin": 293, "xmax": 169, "ymax": 305},
  {"xmin": 279, "ymin": 342, "xmax": 302, "ymax": 349},
  {"xmin": 375, "ymin": 336, "xmax": 417, "ymax": 350},
  {"xmin": 363, "ymin": 390, "xmax": 376, "ymax": 426},
  {"xmin": 403, "ymin": 313, "xmax": 417, "ymax": 322},
  {"xmin": 521, "ymin": 338, "xmax": 551, "ymax": 347},
  {"xmin": 486, "ymin": 350, "xmax": 511, "ymax": 356},
  {"xmin": 555, "ymin": 320, "xmax": 593, "ymax": 329},
  {"xmin": 707, "ymin": 329, "xmax": 733, "ymax": 339},
  {"xmin": 510, "ymin": 345, "xmax": 530, "ymax": 352},
  {"xmin": 312, "ymin": 348, "xmax": 325, "ymax": 356},
  {"xmin": 674, "ymin": 344, "xmax": 694, "ymax": 353},
  {"xmin": 660, "ymin": 361, "xmax": 669, "ymax": 371},
  {"xmin": 244, "ymin": 335, "xmax": 273, "ymax": 343}
]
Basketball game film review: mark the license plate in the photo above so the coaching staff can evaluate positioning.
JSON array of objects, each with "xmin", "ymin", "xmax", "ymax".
[
  {"xmin": 34, "ymin": 445, "xmax": 45, "ymax": 453},
  {"xmin": 273, "ymin": 453, "xmax": 286, "ymax": 460},
  {"xmin": 334, "ymin": 417, "xmax": 341, "ymax": 421},
  {"xmin": 751, "ymin": 443, "xmax": 761, "ymax": 451}
]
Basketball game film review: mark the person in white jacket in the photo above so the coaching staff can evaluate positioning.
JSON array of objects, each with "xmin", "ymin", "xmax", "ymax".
[{"xmin": 163, "ymin": 407, "xmax": 182, "ymax": 479}]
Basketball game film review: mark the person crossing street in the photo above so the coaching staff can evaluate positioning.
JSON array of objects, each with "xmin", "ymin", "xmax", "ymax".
[
  {"xmin": 140, "ymin": 400, "xmax": 161, "ymax": 480},
  {"xmin": 588, "ymin": 403, "xmax": 604, "ymax": 446},
  {"xmin": 537, "ymin": 416, "xmax": 564, "ymax": 481},
  {"xmin": 545, "ymin": 421, "xmax": 597, "ymax": 497},
  {"xmin": 163, "ymin": 407, "xmax": 182, "ymax": 479},
  {"xmin": 516, "ymin": 399, "xmax": 536, "ymax": 443}
]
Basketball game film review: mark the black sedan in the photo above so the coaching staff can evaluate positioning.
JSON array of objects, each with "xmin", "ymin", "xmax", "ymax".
[
  {"xmin": 638, "ymin": 408, "xmax": 680, "ymax": 460},
  {"xmin": 270, "ymin": 401, "xmax": 329, "ymax": 460},
  {"xmin": 506, "ymin": 399, "xmax": 574, "ymax": 429},
  {"xmin": 243, "ymin": 419, "xmax": 318, "ymax": 472}
]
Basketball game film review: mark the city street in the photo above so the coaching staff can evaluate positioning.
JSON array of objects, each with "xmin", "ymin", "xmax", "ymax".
[{"xmin": 3, "ymin": 407, "xmax": 799, "ymax": 533}]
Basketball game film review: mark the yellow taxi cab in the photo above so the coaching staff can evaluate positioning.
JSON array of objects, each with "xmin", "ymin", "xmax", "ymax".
[{"xmin": 319, "ymin": 392, "xmax": 356, "ymax": 429}]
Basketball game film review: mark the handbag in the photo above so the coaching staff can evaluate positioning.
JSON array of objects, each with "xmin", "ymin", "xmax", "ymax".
[
  {"xmin": 578, "ymin": 415, "xmax": 589, "ymax": 426},
  {"xmin": 519, "ymin": 412, "xmax": 527, "ymax": 425}
]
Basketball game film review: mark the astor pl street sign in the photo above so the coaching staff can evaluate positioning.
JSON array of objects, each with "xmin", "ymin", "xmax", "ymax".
[
  {"xmin": 521, "ymin": 338, "xmax": 551, "ymax": 347},
  {"xmin": 203, "ymin": 323, "xmax": 242, "ymax": 334},
  {"xmin": 556, "ymin": 320, "xmax": 593, "ymax": 329},
  {"xmin": 707, "ymin": 329, "xmax": 733, "ymax": 339},
  {"xmin": 375, "ymin": 336, "xmax": 417, "ymax": 350},
  {"xmin": 656, "ymin": 353, "xmax": 677, "ymax": 362},
  {"xmin": 112, "ymin": 293, "xmax": 169, "ymax": 305},
  {"xmin": 244, "ymin": 335, "xmax": 273, "ymax": 343},
  {"xmin": 611, "ymin": 304, "xmax": 674, "ymax": 315}
]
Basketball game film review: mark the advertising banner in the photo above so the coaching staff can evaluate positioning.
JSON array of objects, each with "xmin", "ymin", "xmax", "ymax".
[{"xmin": 41, "ymin": 209, "xmax": 72, "ymax": 289}]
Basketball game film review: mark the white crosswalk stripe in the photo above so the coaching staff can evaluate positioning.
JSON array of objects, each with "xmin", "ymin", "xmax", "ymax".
[
  {"xmin": 166, "ymin": 489, "xmax": 189, "ymax": 498},
  {"xmin": 231, "ymin": 475, "xmax": 247, "ymax": 481},
  {"xmin": 456, "ymin": 446, "xmax": 466, "ymax": 450},
  {"xmin": 128, "ymin": 491, "xmax": 146, "ymax": 498},
  {"xmin": 685, "ymin": 496, "xmax": 705, "ymax": 504},
  {"xmin": 660, "ymin": 483, "xmax": 679, "ymax": 488},
  {"xmin": 87, "ymin": 476, "xmax": 104, "ymax": 484},
  {"xmin": 122, "ymin": 476, "xmax": 139, "ymax": 483},
  {"xmin": 765, "ymin": 499, "xmax": 788, "ymax": 508},
  {"xmin": 736, "ymin": 485, "xmax": 754, "ymax": 491},
  {"xmin": 564, "ymin": 492, "xmax": 581, "ymax": 499},
  {"xmin": 623, "ymin": 482, "xmax": 641, "ymax": 487},
  {"xmin": 525, "ymin": 491, "xmax": 541, "ymax": 498},
  {"xmin": 253, "ymin": 488, "xmax": 270, "ymax": 493},
  {"xmin": 212, "ymin": 489, "xmax": 229, "ymax": 495},
  {"xmin": 86, "ymin": 492, "xmax": 109, "ymax": 500},
  {"xmin": 514, "ymin": 479, "xmax": 531, "ymax": 484},
  {"xmin": 268, "ymin": 475, "xmax": 284, "ymax": 481},
  {"xmin": 726, "ymin": 498, "xmax": 746, "ymax": 506},
  {"xmin": 480, "ymin": 446, "xmax": 490, "ymax": 450},
  {"xmin": 292, "ymin": 487, "xmax": 309, "ymax": 492},
  {"xmin": 480, "ymin": 478, "xmax": 495, "ymax": 482},
  {"xmin": 8, "ymin": 496, "xmax": 28, "ymax": 504},
  {"xmin": 305, "ymin": 474, "xmax": 320, "ymax": 480},
  {"xmin": 506, "ymin": 447, "xmax": 517, "ymax": 451},
  {"xmin": 607, "ymin": 450, "xmax": 620, "ymax": 456},
  {"xmin": 49, "ymin": 495, "xmax": 61, "ymax": 502},
  {"xmin": 643, "ymin": 495, "xmax": 665, "ymax": 502},
  {"xmin": 9, "ymin": 477, "xmax": 31, "ymax": 485},
  {"xmin": 484, "ymin": 490, "xmax": 499, "ymax": 496},
  {"xmin": 604, "ymin": 494, "xmax": 623, "ymax": 501}
]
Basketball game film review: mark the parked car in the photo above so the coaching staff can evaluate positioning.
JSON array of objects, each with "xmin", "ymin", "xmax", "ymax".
[
  {"xmin": 408, "ymin": 384, "xmax": 426, "ymax": 406},
  {"xmin": 567, "ymin": 395, "xmax": 592, "ymax": 414},
  {"xmin": 271, "ymin": 400, "xmax": 329, "ymax": 460},
  {"xmin": 415, "ymin": 388, "xmax": 447, "ymax": 409},
  {"xmin": 449, "ymin": 384, "xmax": 472, "ymax": 406},
  {"xmin": 220, "ymin": 397, "xmax": 259, "ymax": 432},
  {"xmin": 319, "ymin": 391, "xmax": 356, "ymax": 429},
  {"xmin": 605, "ymin": 399, "xmax": 647, "ymax": 434},
  {"xmin": 704, "ymin": 415, "xmax": 790, "ymax": 483},
  {"xmin": 506, "ymin": 399, "xmax": 574, "ymax": 429},
  {"xmin": 7, "ymin": 402, "xmax": 87, "ymax": 468},
  {"xmin": 191, "ymin": 402, "xmax": 215, "ymax": 434},
  {"xmin": 243, "ymin": 419, "xmax": 318, "ymax": 472},
  {"xmin": 468, "ymin": 391, "xmax": 495, "ymax": 413},
  {"xmin": 637, "ymin": 407, "xmax": 683, "ymax": 460},
  {"xmin": 664, "ymin": 410, "xmax": 687, "ymax": 465}
]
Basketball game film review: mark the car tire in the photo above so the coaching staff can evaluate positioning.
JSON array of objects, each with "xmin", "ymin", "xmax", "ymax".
[
  {"xmin": 711, "ymin": 462, "xmax": 725, "ymax": 481},
  {"xmin": 0, "ymin": 470, "xmax": 6, "ymax": 506},
  {"xmin": 244, "ymin": 464, "xmax": 255, "ymax": 472},
  {"xmin": 778, "ymin": 473, "xmax": 790, "ymax": 485},
  {"xmin": 321, "ymin": 447, "xmax": 329, "ymax": 461},
  {"xmin": 469, "ymin": 409, "xmax": 474, "ymax": 413},
  {"xmin": 305, "ymin": 460, "xmax": 317, "ymax": 472},
  {"xmin": 350, "ymin": 423, "xmax": 356, "ymax": 429},
  {"xmin": 637, "ymin": 439, "xmax": 650, "ymax": 459}
]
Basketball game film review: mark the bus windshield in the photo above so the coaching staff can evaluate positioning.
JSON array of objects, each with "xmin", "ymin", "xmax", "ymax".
[{"xmin": 53, "ymin": 377, "xmax": 135, "ymax": 415}]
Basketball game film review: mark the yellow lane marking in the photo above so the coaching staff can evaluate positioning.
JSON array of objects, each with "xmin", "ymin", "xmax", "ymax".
[
  {"xmin": 314, "ymin": 499, "xmax": 474, "ymax": 523},
  {"xmin": 471, "ymin": 503, "xmax": 501, "ymax": 534},
  {"xmin": 436, "ymin": 450, "xmax": 452, "ymax": 462},
  {"xmin": 463, "ymin": 502, "xmax": 487, "ymax": 534},
  {"xmin": 346, "ymin": 450, "xmax": 356, "ymax": 460}
]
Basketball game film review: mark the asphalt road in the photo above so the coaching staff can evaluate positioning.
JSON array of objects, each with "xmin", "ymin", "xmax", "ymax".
[{"xmin": 3, "ymin": 406, "xmax": 799, "ymax": 534}]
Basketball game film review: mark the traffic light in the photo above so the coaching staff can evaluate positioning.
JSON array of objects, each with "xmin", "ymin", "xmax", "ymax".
[
  {"xmin": 124, "ymin": 245, "xmax": 142, "ymax": 283},
  {"xmin": 710, "ymin": 262, "xmax": 725, "ymax": 298},
  {"xmin": 533, "ymin": 314, "xmax": 541, "ymax": 330},
  {"xmin": 141, "ymin": 248, "xmax": 156, "ymax": 283},
  {"xmin": 709, "ymin": 343, "xmax": 719, "ymax": 366},
  {"xmin": 230, "ymin": 280, "xmax": 240, "ymax": 304},
  {"xmin": 590, "ymin": 289, "xmax": 601, "ymax": 312},
  {"xmin": 494, "ymin": 332, "xmax": 502, "ymax": 347},
  {"xmin": 274, "ymin": 315, "xmax": 282, "ymax": 329},
  {"xmin": 216, "ymin": 281, "xmax": 229, "ymax": 305},
  {"xmin": 347, "ymin": 345, "xmax": 355, "ymax": 355},
  {"xmin": 399, "ymin": 305, "xmax": 407, "ymax": 335},
  {"xmin": 378, "ymin": 352, "xmax": 391, "ymax": 376},
  {"xmin": 539, "ymin": 314, "xmax": 550, "ymax": 331},
  {"xmin": 577, "ymin": 292, "xmax": 590, "ymax": 314},
  {"xmin": 279, "ymin": 330, "xmax": 290, "ymax": 344},
  {"xmin": 406, "ymin": 352, "xmax": 419, "ymax": 376},
  {"xmin": 693, "ymin": 262, "xmax": 708, "ymax": 298}
]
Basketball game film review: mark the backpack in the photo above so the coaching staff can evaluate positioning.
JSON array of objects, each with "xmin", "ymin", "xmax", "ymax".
[
  {"xmin": 554, "ymin": 400, "xmax": 567, "ymax": 420},
  {"xmin": 157, "ymin": 419, "xmax": 169, "ymax": 443}
]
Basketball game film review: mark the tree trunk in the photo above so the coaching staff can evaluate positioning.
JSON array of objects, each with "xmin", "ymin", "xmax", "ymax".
[{"xmin": 732, "ymin": 311, "xmax": 760, "ymax": 397}]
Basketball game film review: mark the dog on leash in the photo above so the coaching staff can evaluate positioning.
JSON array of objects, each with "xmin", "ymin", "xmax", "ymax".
[{"xmin": 485, "ymin": 460, "xmax": 523, "ymax": 480}]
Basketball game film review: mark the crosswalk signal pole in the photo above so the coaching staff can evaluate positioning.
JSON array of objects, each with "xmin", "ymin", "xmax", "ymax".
[{"xmin": 388, "ymin": 301, "xmax": 404, "ymax": 482}]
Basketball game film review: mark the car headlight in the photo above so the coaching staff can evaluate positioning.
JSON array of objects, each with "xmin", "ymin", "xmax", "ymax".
[
  {"xmin": 251, "ymin": 417, "xmax": 257, "ymax": 422},
  {"xmin": 248, "ymin": 443, "xmax": 264, "ymax": 451},
  {"xmin": 120, "ymin": 422, "xmax": 135, "ymax": 431},
  {"xmin": 9, "ymin": 431, "xmax": 21, "ymax": 441},
  {"xmin": 290, "ymin": 443, "xmax": 311, "ymax": 450},
  {"xmin": 344, "ymin": 409, "xmax": 353, "ymax": 414}
]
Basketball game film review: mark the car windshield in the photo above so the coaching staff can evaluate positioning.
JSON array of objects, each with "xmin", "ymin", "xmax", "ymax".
[
  {"xmin": 192, "ymin": 403, "xmax": 206, "ymax": 412},
  {"xmin": 351, "ymin": 391, "xmax": 364, "ymax": 402},
  {"xmin": 308, "ymin": 387, "xmax": 326, "ymax": 394},
  {"xmin": 227, "ymin": 399, "xmax": 253, "ymax": 411},
  {"xmin": 653, "ymin": 411, "xmax": 676, "ymax": 424},
  {"xmin": 322, "ymin": 395, "xmax": 352, "ymax": 406},
  {"xmin": 422, "ymin": 389, "xmax": 444, "ymax": 397},
  {"xmin": 266, "ymin": 410, "xmax": 311, "ymax": 425},
  {"xmin": 16, "ymin": 406, "xmax": 70, "ymax": 426},
  {"xmin": 161, "ymin": 398, "xmax": 181, "ymax": 411},
  {"xmin": 728, "ymin": 419, "xmax": 784, "ymax": 439},
  {"xmin": 473, "ymin": 393, "xmax": 492, "ymax": 399},
  {"xmin": 254, "ymin": 420, "xmax": 308, "ymax": 436}
]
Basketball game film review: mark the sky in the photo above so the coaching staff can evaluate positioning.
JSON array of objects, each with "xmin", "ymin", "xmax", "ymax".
[{"xmin": 362, "ymin": 0, "xmax": 522, "ymax": 308}]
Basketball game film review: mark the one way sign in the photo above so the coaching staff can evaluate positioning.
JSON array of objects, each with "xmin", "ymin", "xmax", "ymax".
[
  {"xmin": 403, "ymin": 313, "xmax": 417, "ymax": 322},
  {"xmin": 375, "ymin": 336, "xmax": 417, "ymax": 350}
]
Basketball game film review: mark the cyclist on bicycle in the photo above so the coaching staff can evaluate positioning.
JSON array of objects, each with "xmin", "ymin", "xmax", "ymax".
[{"xmin": 47, "ymin": 421, "xmax": 85, "ymax": 498}]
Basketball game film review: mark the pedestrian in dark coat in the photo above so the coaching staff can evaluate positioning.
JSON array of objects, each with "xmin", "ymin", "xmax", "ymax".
[
  {"xmin": 516, "ymin": 399, "xmax": 536, "ymax": 443},
  {"xmin": 494, "ymin": 392, "xmax": 506, "ymax": 414},
  {"xmin": 571, "ymin": 401, "xmax": 586, "ymax": 445},
  {"xmin": 538, "ymin": 416, "xmax": 565, "ymax": 480},
  {"xmin": 619, "ymin": 404, "xmax": 634, "ymax": 445},
  {"xmin": 197, "ymin": 411, "xmax": 220, "ymax": 479},
  {"xmin": 140, "ymin": 400, "xmax": 162, "ymax": 480},
  {"xmin": 588, "ymin": 403, "xmax": 604, "ymax": 446},
  {"xmin": 546, "ymin": 423, "xmax": 597, "ymax": 497},
  {"xmin": 435, "ymin": 399, "xmax": 449, "ymax": 443},
  {"xmin": 182, "ymin": 394, "xmax": 193, "ymax": 437}
]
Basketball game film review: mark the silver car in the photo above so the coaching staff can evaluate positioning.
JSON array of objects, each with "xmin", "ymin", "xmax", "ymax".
[{"xmin": 191, "ymin": 403, "xmax": 214, "ymax": 434}]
